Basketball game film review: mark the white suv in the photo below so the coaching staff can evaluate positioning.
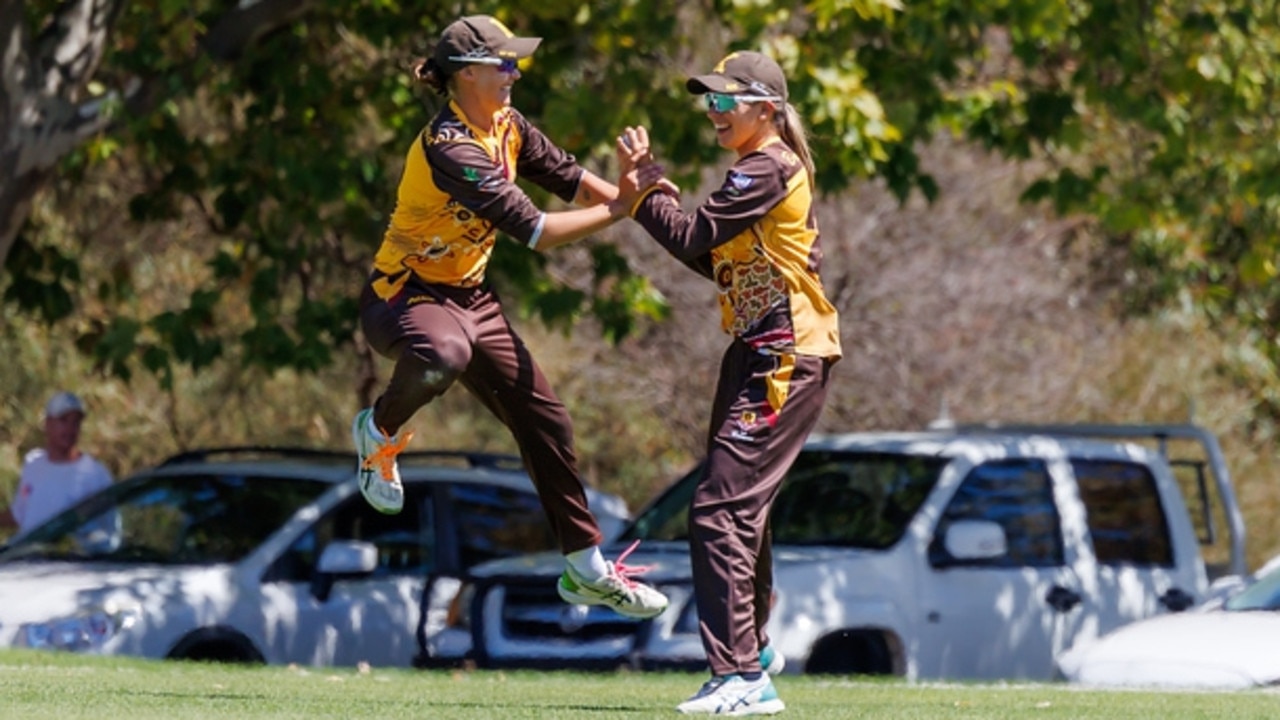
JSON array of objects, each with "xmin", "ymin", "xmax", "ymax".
[
  {"xmin": 467, "ymin": 425, "xmax": 1244, "ymax": 680},
  {"xmin": 0, "ymin": 447, "xmax": 628, "ymax": 667}
]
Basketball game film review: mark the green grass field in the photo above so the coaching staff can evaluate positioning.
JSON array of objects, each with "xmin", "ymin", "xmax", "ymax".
[{"xmin": 2, "ymin": 649, "xmax": 1278, "ymax": 719}]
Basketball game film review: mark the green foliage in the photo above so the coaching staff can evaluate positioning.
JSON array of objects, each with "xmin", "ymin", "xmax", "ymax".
[
  {"xmin": 6, "ymin": 0, "xmax": 1280, "ymax": 410},
  {"xmin": 1001, "ymin": 1, "xmax": 1280, "ymax": 409},
  {"xmin": 589, "ymin": 244, "xmax": 672, "ymax": 343},
  {"xmin": 3, "ymin": 236, "xmax": 79, "ymax": 323}
]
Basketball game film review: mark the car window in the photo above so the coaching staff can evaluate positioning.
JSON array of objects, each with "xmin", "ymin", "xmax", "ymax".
[
  {"xmin": 1, "ymin": 474, "xmax": 329, "ymax": 565},
  {"xmin": 1073, "ymin": 459, "xmax": 1173, "ymax": 566},
  {"xmin": 771, "ymin": 452, "xmax": 945, "ymax": 549},
  {"xmin": 624, "ymin": 450, "xmax": 945, "ymax": 548},
  {"xmin": 929, "ymin": 459, "xmax": 1065, "ymax": 568},
  {"xmin": 621, "ymin": 463, "xmax": 702, "ymax": 542},
  {"xmin": 265, "ymin": 486, "xmax": 435, "ymax": 582},
  {"xmin": 448, "ymin": 483, "xmax": 552, "ymax": 567},
  {"xmin": 1225, "ymin": 568, "xmax": 1280, "ymax": 611}
]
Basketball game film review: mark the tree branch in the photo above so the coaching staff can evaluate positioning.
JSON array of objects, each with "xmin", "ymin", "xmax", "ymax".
[
  {"xmin": 2, "ymin": 0, "xmax": 322, "ymax": 268},
  {"xmin": 202, "ymin": 0, "xmax": 318, "ymax": 62}
]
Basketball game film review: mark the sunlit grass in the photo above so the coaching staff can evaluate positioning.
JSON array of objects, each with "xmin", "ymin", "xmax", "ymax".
[{"xmin": 2, "ymin": 650, "xmax": 1279, "ymax": 719}]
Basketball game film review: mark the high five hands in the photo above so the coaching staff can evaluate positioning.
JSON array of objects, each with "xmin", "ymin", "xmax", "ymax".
[{"xmin": 614, "ymin": 126, "xmax": 680, "ymax": 213}]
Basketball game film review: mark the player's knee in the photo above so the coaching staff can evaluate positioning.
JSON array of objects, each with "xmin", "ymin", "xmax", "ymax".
[
  {"xmin": 405, "ymin": 342, "xmax": 468, "ymax": 393},
  {"xmin": 417, "ymin": 364, "xmax": 459, "ymax": 393}
]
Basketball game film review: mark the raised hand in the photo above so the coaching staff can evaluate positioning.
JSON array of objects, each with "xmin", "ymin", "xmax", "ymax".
[{"xmin": 616, "ymin": 125, "xmax": 655, "ymax": 172}]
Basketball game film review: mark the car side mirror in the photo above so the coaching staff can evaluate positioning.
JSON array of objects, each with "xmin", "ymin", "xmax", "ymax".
[
  {"xmin": 944, "ymin": 520, "xmax": 1008, "ymax": 560},
  {"xmin": 312, "ymin": 540, "xmax": 379, "ymax": 603},
  {"xmin": 317, "ymin": 539, "xmax": 379, "ymax": 575}
]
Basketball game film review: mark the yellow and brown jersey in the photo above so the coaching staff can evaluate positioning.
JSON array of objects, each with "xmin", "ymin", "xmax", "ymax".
[
  {"xmin": 633, "ymin": 141, "xmax": 842, "ymax": 359},
  {"xmin": 370, "ymin": 101, "xmax": 583, "ymax": 299}
]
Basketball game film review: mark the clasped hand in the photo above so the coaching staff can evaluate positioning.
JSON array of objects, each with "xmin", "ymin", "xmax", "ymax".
[{"xmin": 613, "ymin": 126, "xmax": 680, "ymax": 214}]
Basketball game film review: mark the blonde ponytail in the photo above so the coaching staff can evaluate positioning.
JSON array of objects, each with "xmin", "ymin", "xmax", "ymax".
[{"xmin": 775, "ymin": 103, "xmax": 815, "ymax": 186}]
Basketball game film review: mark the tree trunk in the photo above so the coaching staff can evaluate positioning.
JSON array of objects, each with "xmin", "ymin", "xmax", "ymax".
[
  {"xmin": 0, "ymin": 0, "xmax": 119, "ymax": 266},
  {"xmin": 0, "ymin": 0, "xmax": 317, "ymax": 270}
]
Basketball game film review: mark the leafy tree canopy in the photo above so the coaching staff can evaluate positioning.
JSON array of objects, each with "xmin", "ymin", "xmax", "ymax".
[{"xmin": 3, "ymin": 0, "xmax": 1278, "ymax": 406}]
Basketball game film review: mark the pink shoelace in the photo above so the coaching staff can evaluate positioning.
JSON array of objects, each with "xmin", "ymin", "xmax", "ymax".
[{"xmin": 609, "ymin": 539, "xmax": 655, "ymax": 588}]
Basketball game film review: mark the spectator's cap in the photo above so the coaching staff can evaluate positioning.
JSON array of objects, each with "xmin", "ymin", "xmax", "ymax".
[
  {"xmin": 44, "ymin": 391, "xmax": 86, "ymax": 420},
  {"xmin": 686, "ymin": 51, "xmax": 788, "ymax": 102},
  {"xmin": 434, "ymin": 15, "xmax": 541, "ymax": 74}
]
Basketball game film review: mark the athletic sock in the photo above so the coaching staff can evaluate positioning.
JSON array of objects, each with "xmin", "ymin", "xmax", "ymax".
[{"xmin": 565, "ymin": 545, "xmax": 609, "ymax": 579}]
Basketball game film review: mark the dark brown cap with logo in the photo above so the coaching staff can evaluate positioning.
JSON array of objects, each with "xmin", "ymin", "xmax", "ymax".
[
  {"xmin": 686, "ymin": 51, "xmax": 788, "ymax": 101},
  {"xmin": 434, "ymin": 15, "xmax": 541, "ymax": 74}
]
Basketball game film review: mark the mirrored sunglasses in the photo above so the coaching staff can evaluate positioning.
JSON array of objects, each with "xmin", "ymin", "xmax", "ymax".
[
  {"xmin": 449, "ymin": 56, "xmax": 520, "ymax": 74},
  {"xmin": 703, "ymin": 92, "xmax": 782, "ymax": 113}
]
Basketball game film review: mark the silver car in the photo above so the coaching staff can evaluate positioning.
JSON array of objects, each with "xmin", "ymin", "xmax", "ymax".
[{"xmin": 0, "ymin": 447, "xmax": 628, "ymax": 667}]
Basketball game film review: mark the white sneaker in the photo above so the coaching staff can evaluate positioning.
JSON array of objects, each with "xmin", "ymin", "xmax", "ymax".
[
  {"xmin": 352, "ymin": 407, "xmax": 410, "ymax": 514},
  {"xmin": 676, "ymin": 673, "xmax": 785, "ymax": 715},
  {"xmin": 556, "ymin": 541, "xmax": 669, "ymax": 619},
  {"xmin": 760, "ymin": 644, "xmax": 785, "ymax": 675}
]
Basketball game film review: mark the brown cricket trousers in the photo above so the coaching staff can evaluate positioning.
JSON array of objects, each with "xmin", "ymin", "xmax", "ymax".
[
  {"xmin": 691, "ymin": 337, "xmax": 834, "ymax": 677},
  {"xmin": 359, "ymin": 277, "xmax": 603, "ymax": 554}
]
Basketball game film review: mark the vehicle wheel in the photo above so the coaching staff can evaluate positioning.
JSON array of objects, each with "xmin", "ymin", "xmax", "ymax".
[
  {"xmin": 168, "ymin": 627, "xmax": 265, "ymax": 664},
  {"xmin": 804, "ymin": 629, "xmax": 895, "ymax": 675}
]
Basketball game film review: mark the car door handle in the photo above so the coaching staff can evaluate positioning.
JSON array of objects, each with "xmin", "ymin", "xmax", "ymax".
[
  {"xmin": 1045, "ymin": 585, "xmax": 1081, "ymax": 613},
  {"xmin": 1159, "ymin": 587, "xmax": 1195, "ymax": 612}
]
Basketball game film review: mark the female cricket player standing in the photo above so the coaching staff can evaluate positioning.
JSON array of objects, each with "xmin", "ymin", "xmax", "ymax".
[{"xmin": 618, "ymin": 50, "xmax": 842, "ymax": 714}]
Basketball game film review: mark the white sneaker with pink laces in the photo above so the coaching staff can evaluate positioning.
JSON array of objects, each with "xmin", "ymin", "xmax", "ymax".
[{"xmin": 557, "ymin": 540, "xmax": 669, "ymax": 619}]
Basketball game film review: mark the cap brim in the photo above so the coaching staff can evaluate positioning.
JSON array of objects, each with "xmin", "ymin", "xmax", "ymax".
[
  {"xmin": 500, "ymin": 36, "xmax": 541, "ymax": 59},
  {"xmin": 686, "ymin": 74, "xmax": 736, "ymax": 95}
]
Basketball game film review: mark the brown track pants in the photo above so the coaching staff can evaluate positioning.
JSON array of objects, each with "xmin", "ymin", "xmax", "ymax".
[
  {"xmin": 691, "ymin": 337, "xmax": 834, "ymax": 676},
  {"xmin": 360, "ymin": 278, "xmax": 602, "ymax": 553}
]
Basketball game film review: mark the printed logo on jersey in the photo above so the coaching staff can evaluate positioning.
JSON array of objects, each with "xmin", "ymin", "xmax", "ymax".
[
  {"xmin": 714, "ymin": 260, "xmax": 734, "ymax": 292},
  {"xmin": 463, "ymin": 167, "xmax": 481, "ymax": 183},
  {"xmin": 724, "ymin": 170, "xmax": 754, "ymax": 197}
]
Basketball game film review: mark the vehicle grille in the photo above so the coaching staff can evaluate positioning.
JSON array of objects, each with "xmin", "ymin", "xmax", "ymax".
[{"xmin": 498, "ymin": 581, "xmax": 643, "ymax": 642}]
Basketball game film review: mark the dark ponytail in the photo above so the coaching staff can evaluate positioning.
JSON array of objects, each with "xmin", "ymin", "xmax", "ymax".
[{"xmin": 413, "ymin": 56, "xmax": 450, "ymax": 97}]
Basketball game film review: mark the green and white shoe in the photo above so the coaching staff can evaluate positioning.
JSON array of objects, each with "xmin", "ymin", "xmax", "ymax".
[
  {"xmin": 352, "ymin": 407, "xmax": 409, "ymax": 515},
  {"xmin": 557, "ymin": 541, "xmax": 668, "ymax": 619}
]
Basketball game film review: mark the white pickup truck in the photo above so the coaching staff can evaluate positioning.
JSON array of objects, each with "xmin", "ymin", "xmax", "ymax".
[{"xmin": 460, "ymin": 424, "xmax": 1246, "ymax": 680}]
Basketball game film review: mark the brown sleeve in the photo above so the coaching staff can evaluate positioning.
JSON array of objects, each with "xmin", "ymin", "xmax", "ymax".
[
  {"xmin": 633, "ymin": 151, "xmax": 789, "ymax": 262},
  {"xmin": 426, "ymin": 133, "xmax": 546, "ymax": 245},
  {"xmin": 512, "ymin": 110, "xmax": 583, "ymax": 204}
]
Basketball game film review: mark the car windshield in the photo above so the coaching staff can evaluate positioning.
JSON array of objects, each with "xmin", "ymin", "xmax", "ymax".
[
  {"xmin": 1225, "ymin": 567, "xmax": 1280, "ymax": 612},
  {"xmin": 623, "ymin": 450, "xmax": 945, "ymax": 549},
  {"xmin": 0, "ymin": 472, "xmax": 330, "ymax": 565}
]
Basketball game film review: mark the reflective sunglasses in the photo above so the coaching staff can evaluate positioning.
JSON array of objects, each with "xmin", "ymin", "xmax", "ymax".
[
  {"xmin": 703, "ymin": 92, "xmax": 782, "ymax": 113},
  {"xmin": 449, "ymin": 55, "xmax": 520, "ymax": 74}
]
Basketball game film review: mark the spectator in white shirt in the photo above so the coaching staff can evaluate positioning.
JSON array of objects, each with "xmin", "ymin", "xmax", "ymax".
[{"xmin": 3, "ymin": 391, "xmax": 114, "ymax": 538}]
